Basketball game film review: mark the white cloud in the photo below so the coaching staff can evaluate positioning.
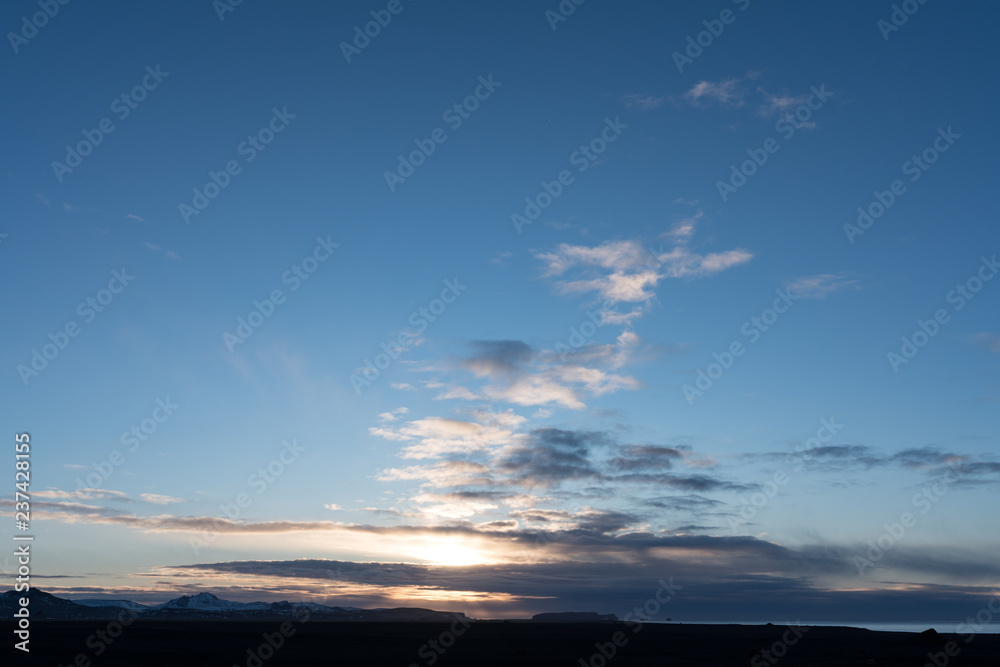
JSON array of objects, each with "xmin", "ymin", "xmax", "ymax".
[
  {"xmin": 370, "ymin": 416, "xmax": 525, "ymax": 459},
  {"xmin": 683, "ymin": 78, "xmax": 745, "ymax": 107},
  {"xmin": 664, "ymin": 213, "xmax": 701, "ymax": 242},
  {"xmin": 378, "ymin": 407, "xmax": 410, "ymax": 422},
  {"xmin": 756, "ymin": 88, "xmax": 811, "ymax": 117},
  {"xmin": 377, "ymin": 461, "xmax": 494, "ymax": 488},
  {"xmin": 140, "ymin": 493, "xmax": 185, "ymax": 505},
  {"xmin": 539, "ymin": 236, "xmax": 751, "ymax": 309},
  {"xmin": 34, "ymin": 488, "xmax": 131, "ymax": 502},
  {"xmin": 784, "ymin": 273, "xmax": 860, "ymax": 299},
  {"xmin": 621, "ymin": 93, "xmax": 665, "ymax": 111}
]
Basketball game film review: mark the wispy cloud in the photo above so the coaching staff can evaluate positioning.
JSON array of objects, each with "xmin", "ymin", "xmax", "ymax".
[
  {"xmin": 141, "ymin": 241, "xmax": 182, "ymax": 261},
  {"xmin": 973, "ymin": 333, "xmax": 1000, "ymax": 354},
  {"xmin": 140, "ymin": 493, "xmax": 185, "ymax": 505},
  {"xmin": 621, "ymin": 93, "xmax": 665, "ymax": 111},
  {"xmin": 391, "ymin": 382, "xmax": 417, "ymax": 391},
  {"xmin": 756, "ymin": 88, "xmax": 811, "ymax": 117},
  {"xmin": 682, "ymin": 78, "xmax": 746, "ymax": 107},
  {"xmin": 784, "ymin": 272, "xmax": 860, "ymax": 299},
  {"xmin": 378, "ymin": 407, "xmax": 410, "ymax": 422},
  {"xmin": 63, "ymin": 203, "xmax": 96, "ymax": 213},
  {"xmin": 537, "ymin": 227, "xmax": 751, "ymax": 317},
  {"xmin": 489, "ymin": 251, "xmax": 513, "ymax": 266},
  {"xmin": 34, "ymin": 488, "xmax": 131, "ymax": 502}
]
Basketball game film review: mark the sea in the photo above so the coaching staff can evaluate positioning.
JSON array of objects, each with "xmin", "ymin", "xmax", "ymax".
[{"xmin": 662, "ymin": 621, "xmax": 1000, "ymax": 634}]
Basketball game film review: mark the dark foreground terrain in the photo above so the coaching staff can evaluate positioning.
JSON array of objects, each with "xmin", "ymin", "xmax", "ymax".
[{"xmin": 4, "ymin": 620, "xmax": 999, "ymax": 666}]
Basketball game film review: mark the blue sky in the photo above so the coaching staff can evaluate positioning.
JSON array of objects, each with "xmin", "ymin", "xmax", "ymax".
[{"xmin": 2, "ymin": 0, "xmax": 999, "ymax": 621}]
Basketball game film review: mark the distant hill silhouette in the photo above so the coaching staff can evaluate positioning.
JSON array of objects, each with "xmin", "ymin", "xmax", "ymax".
[
  {"xmin": 0, "ymin": 588, "xmax": 468, "ymax": 622},
  {"xmin": 531, "ymin": 611, "xmax": 619, "ymax": 622}
]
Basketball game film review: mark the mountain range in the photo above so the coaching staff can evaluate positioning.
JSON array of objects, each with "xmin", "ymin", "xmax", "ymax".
[{"xmin": 1, "ymin": 588, "xmax": 470, "ymax": 622}]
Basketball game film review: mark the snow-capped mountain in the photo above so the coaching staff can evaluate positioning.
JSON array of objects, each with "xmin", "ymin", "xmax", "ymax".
[
  {"xmin": 2, "ymin": 588, "xmax": 469, "ymax": 622},
  {"xmin": 152, "ymin": 591, "xmax": 271, "ymax": 612}
]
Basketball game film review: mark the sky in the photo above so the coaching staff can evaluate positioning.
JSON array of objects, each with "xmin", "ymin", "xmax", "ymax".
[{"xmin": 2, "ymin": 0, "xmax": 999, "ymax": 622}]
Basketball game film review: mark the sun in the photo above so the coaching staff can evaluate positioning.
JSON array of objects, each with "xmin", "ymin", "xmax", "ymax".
[{"xmin": 413, "ymin": 539, "xmax": 488, "ymax": 566}]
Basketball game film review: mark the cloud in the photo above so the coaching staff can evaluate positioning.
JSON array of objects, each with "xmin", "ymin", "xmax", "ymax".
[
  {"xmin": 756, "ymin": 88, "xmax": 811, "ymax": 117},
  {"xmin": 126, "ymin": 214, "xmax": 145, "ymax": 222},
  {"xmin": 663, "ymin": 213, "xmax": 701, "ymax": 242},
  {"xmin": 784, "ymin": 272, "xmax": 860, "ymax": 299},
  {"xmin": 34, "ymin": 488, "xmax": 131, "ymax": 502},
  {"xmin": 537, "ymin": 233, "xmax": 751, "ymax": 313},
  {"xmin": 156, "ymin": 541, "xmax": 1000, "ymax": 621},
  {"xmin": 496, "ymin": 428, "xmax": 609, "ymax": 488},
  {"xmin": 489, "ymin": 251, "xmax": 513, "ymax": 266},
  {"xmin": 391, "ymin": 382, "xmax": 417, "ymax": 391},
  {"xmin": 441, "ymin": 339, "xmax": 642, "ymax": 410},
  {"xmin": 140, "ymin": 493, "xmax": 185, "ymax": 505},
  {"xmin": 746, "ymin": 444, "xmax": 997, "ymax": 489},
  {"xmin": 141, "ymin": 241, "xmax": 182, "ymax": 261},
  {"xmin": 462, "ymin": 340, "xmax": 533, "ymax": 377},
  {"xmin": 973, "ymin": 333, "xmax": 1000, "ymax": 354},
  {"xmin": 378, "ymin": 407, "xmax": 410, "ymax": 422},
  {"xmin": 682, "ymin": 78, "xmax": 746, "ymax": 107},
  {"xmin": 324, "ymin": 503, "xmax": 342, "ymax": 510},
  {"xmin": 609, "ymin": 445, "xmax": 684, "ymax": 472},
  {"xmin": 377, "ymin": 460, "xmax": 495, "ymax": 488},
  {"xmin": 370, "ymin": 415, "xmax": 525, "ymax": 459},
  {"xmin": 621, "ymin": 93, "xmax": 665, "ymax": 111}
]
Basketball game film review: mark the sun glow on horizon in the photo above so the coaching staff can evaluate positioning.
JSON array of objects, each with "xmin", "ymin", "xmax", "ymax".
[{"xmin": 410, "ymin": 537, "xmax": 493, "ymax": 566}]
